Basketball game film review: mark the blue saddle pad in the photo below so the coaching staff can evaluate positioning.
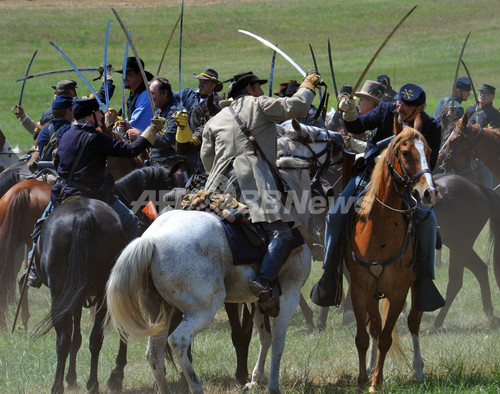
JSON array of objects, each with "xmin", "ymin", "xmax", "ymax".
[{"xmin": 218, "ymin": 217, "xmax": 305, "ymax": 266}]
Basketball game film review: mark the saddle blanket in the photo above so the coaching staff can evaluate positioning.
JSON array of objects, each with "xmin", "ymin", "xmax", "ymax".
[{"xmin": 217, "ymin": 216, "xmax": 304, "ymax": 266}]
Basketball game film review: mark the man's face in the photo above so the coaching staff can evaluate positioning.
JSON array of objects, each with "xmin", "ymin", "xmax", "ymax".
[
  {"xmin": 198, "ymin": 79, "xmax": 217, "ymax": 97},
  {"xmin": 396, "ymin": 101, "xmax": 423, "ymax": 123},
  {"xmin": 478, "ymin": 90, "xmax": 494, "ymax": 106},
  {"xmin": 124, "ymin": 70, "xmax": 142, "ymax": 92},
  {"xmin": 247, "ymin": 82, "xmax": 264, "ymax": 98},
  {"xmin": 457, "ymin": 89, "xmax": 471, "ymax": 102},
  {"xmin": 357, "ymin": 97, "xmax": 377, "ymax": 115},
  {"xmin": 150, "ymin": 81, "xmax": 168, "ymax": 109}
]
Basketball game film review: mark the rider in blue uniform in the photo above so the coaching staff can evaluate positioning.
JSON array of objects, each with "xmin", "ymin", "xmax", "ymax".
[
  {"xmin": 23, "ymin": 96, "xmax": 163, "ymax": 288},
  {"xmin": 312, "ymin": 83, "xmax": 445, "ymax": 312}
]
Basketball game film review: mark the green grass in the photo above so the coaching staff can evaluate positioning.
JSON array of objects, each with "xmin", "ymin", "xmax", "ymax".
[
  {"xmin": 1, "ymin": 1, "xmax": 500, "ymax": 392},
  {"xmin": 1, "ymin": 0, "xmax": 500, "ymax": 150}
]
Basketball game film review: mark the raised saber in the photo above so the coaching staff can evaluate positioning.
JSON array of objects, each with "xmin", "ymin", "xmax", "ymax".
[
  {"xmin": 269, "ymin": 44, "xmax": 277, "ymax": 97},
  {"xmin": 450, "ymin": 32, "xmax": 471, "ymax": 115},
  {"xmin": 112, "ymin": 8, "xmax": 157, "ymax": 118},
  {"xmin": 178, "ymin": 0, "xmax": 184, "ymax": 104},
  {"xmin": 49, "ymin": 41, "xmax": 105, "ymax": 111},
  {"xmin": 309, "ymin": 43, "xmax": 322, "ymax": 101},
  {"xmin": 461, "ymin": 59, "xmax": 478, "ymax": 105},
  {"xmin": 157, "ymin": 13, "xmax": 181, "ymax": 76},
  {"xmin": 16, "ymin": 68, "xmax": 100, "ymax": 82},
  {"xmin": 351, "ymin": 5, "xmax": 418, "ymax": 95},
  {"xmin": 238, "ymin": 29, "xmax": 306, "ymax": 77},
  {"xmin": 328, "ymin": 38, "xmax": 339, "ymax": 98},
  {"xmin": 122, "ymin": 33, "xmax": 130, "ymax": 119},
  {"xmin": 103, "ymin": 19, "xmax": 111, "ymax": 109},
  {"xmin": 18, "ymin": 49, "xmax": 38, "ymax": 106}
]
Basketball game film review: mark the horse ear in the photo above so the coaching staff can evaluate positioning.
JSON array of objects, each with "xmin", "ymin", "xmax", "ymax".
[
  {"xmin": 292, "ymin": 119, "xmax": 302, "ymax": 133},
  {"xmin": 413, "ymin": 112, "xmax": 423, "ymax": 132},
  {"xmin": 461, "ymin": 112, "xmax": 469, "ymax": 130},
  {"xmin": 393, "ymin": 116, "xmax": 403, "ymax": 135}
]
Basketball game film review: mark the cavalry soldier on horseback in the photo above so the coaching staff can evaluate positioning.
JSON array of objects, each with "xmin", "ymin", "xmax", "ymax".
[
  {"xmin": 22, "ymin": 96, "xmax": 163, "ymax": 288},
  {"xmin": 174, "ymin": 68, "xmax": 224, "ymax": 112},
  {"xmin": 200, "ymin": 71, "xmax": 320, "ymax": 315},
  {"xmin": 313, "ymin": 83, "xmax": 445, "ymax": 312}
]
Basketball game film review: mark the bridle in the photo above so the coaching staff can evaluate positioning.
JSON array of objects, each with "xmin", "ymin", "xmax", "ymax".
[{"xmin": 439, "ymin": 122, "xmax": 484, "ymax": 172}]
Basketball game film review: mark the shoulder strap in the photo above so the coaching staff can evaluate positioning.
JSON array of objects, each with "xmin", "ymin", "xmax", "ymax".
[
  {"xmin": 228, "ymin": 105, "xmax": 287, "ymax": 198},
  {"xmin": 67, "ymin": 132, "xmax": 92, "ymax": 182}
]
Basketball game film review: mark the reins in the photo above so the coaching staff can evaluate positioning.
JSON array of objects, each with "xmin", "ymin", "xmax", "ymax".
[{"xmin": 439, "ymin": 123, "xmax": 484, "ymax": 170}]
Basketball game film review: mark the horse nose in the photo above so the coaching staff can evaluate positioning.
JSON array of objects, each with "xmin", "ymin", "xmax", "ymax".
[{"xmin": 422, "ymin": 187, "xmax": 437, "ymax": 206}]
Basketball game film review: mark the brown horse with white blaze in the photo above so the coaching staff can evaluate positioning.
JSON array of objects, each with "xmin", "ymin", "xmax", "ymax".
[{"xmin": 348, "ymin": 127, "xmax": 436, "ymax": 392}]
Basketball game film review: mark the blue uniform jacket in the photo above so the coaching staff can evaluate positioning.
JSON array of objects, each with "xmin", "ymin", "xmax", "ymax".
[
  {"xmin": 51, "ymin": 122, "xmax": 150, "ymax": 203},
  {"xmin": 343, "ymin": 101, "xmax": 442, "ymax": 170},
  {"xmin": 150, "ymin": 97, "xmax": 185, "ymax": 161},
  {"xmin": 127, "ymin": 84, "xmax": 154, "ymax": 132},
  {"xmin": 173, "ymin": 88, "xmax": 202, "ymax": 111},
  {"xmin": 36, "ymin": 118, "xmax": 72, "ymax": 159}
]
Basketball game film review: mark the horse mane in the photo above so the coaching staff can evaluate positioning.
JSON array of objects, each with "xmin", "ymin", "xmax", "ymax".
[
  {"xmin": 114, "ymin": 165, "xmax": 173, "ymax": 205},
  {"xmin": 360, "ymin": 127, "xmax": 427, "ymax": 216}
]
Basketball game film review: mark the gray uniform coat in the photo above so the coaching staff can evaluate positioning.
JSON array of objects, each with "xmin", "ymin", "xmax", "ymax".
[{"xmin": 201, "ymin": 87, "xmax": 315, "ymax": 223}]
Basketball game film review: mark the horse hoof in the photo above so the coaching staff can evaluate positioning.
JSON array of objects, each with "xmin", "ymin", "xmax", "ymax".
[
  {"xmin": 412, "ymin": 371, "xmax": 428, "ymax": 382},
  {"xmin": 244, "ymin": 381, "xmax": 258, "ymax": 391},
  {"xmin": 107, "ymin": 370, "xmax": 124, "ymax": 392}
]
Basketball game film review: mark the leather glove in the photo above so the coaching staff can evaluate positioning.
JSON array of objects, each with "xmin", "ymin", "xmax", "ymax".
[
  {"xmin": 141, "ymin": 117, "xmax": 166, "ymax": 145},
  {"xmin": 338, "ymin": 97, "xmax": 357, "ymax": 122},
  {"xmin": 299, "ymin": 72, "xmax": 321, "ymax": 92},
  {"xmin": 174, "ymin": 110, "xmax": 198, "ymax": 144},
  {"xmin": 12, "ymin": 105, "xmax": 26, "ymax": 120}
]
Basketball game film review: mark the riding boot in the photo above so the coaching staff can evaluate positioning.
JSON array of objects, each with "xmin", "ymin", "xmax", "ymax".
[
  {"xmin": 249, "ymin": 223, "xmax": 294, "ymax": 317},
  {"xmin": 413, "ymin": 209, "xmax": 445, "ymax": 312},
  {"xmin": 18, "ymin": 249, "xmax": 42, "ymax": 289}
]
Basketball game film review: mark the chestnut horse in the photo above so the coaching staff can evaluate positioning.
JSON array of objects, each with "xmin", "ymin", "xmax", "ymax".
[
  {"xmin": 438, "ymin": 113, "xmax": 500, "ymax": 181},
  {"xmin": 348, "ymin": 127, "xmax": 436, "ymax": 391}
]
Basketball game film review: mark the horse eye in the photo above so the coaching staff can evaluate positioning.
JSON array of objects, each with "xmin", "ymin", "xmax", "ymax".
[{"xmin": 401, "ymin": 150, "xmax": 411, "ymax": 159}]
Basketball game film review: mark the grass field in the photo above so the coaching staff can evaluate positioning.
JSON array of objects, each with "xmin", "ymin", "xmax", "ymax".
[
  {"xmin": 1, "ymin": 1, "xmax": 500, "ymax": 393},
  {"xmin": 1, "ymin": 0, "xmax": 500, "ymax": 150}
]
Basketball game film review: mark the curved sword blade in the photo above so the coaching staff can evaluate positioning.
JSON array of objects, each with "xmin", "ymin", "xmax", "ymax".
[
  {"xmin": 103, "ymin": 19, "xmax": 111, "ymax": 109},
  {"xmin": 461, "ymin": 59, "xmax": 478, "ymax": 105},
  {"xmin": 328, "ymin": 38, "xmax": 339, "ymax": 98},
  {"xmin": 112, "ymin": 8, "xmax": 157, "ymax": 117},
  {"xmin": 157, "ymin": 14, "xmax": 181, "ymax": 76},
  {"xmin": 351, "ymin": 5, "xmax": 417, "ymax": 95},
  {"xmin": 122, "ymin": 33, "xmax": 130, "ymax": 119},
  {"xmin": 19, "ymin": 49, "xmax": 38, "ymax": 106},
  {"xmin": 269, "ymin": 44, "xmax": 277, "ymax": 97},
  {"xmin": 308, "ymin": 43, "xmax": 322, "ymax": 100},
  {"xmin": 16, "ymin": 68, "xmax": 100, "ymax": 82},
  {"xmin": 238, "ymin": 30, "xmax": 306, "ymax": 77},
  {"xmin": 450, "ymin": 32, "xmax": 471, "ymax": 111},
  {"xmin": 49, "ymin": 41, "xmax": 105, "ymax": 110},
  {"xmin": 179, "ymin": 0, "xmax": 185, "ymax": 104}
]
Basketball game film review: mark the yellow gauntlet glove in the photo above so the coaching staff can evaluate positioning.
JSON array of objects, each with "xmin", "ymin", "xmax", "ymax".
[{"xmin": 174, "ymin": 110, "xmax": 196, "ymax": 144}]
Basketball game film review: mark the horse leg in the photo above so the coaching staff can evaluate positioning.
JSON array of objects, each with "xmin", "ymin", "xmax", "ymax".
[
  {"xmin": 342, "ymin": 270, "xmax": 355, "ymax": 325},
  {"xmin": 298, "ymin": 292, "xmax": 315, "ymax": 330},
  {"xmin": 107, "ymin": 338, "xmax": 127, "ymax": 391},
  {"xmin": 464, "ymin": 250, "xmax": 495, "ymax": 321},
  {"xmin": 408, "ymin": 290, "xmax": 425, "ymax": 382},
  {"xmin": 87, "ymin": 299, "xmax": 107, "ymax": 393},
  {"xmin": 268, "ymin": 288, "xmax": 302, "ymax": 393},
  {"xmin": 168, "ymin": 308, "xmax": 217, "ymax": 394},
  {"xmin": 246, "ymin": 307, "xmax": 272, "ymax": 390},
  {"xmin": 52, "ymin": 312, "xmax": 73, "ymax": 394},
  {"xmin": 146, "ymin": 331, "xmax": 171, "ymax": 394},
  {"xmin": 366, "ymin": 301, "xmax": 381, "ymax": 378},
  {"xmin": 434, "ymin": 246, "xmax": 466, "ymax": 329},
  {"xmin": 352, "ymin": 286, "xmax": 370, "ymax": 388},
  {"xmin": 65, "ymin": 307, "xmax": 82, "ymax": 390},
  {"xmin": 316, "ymin": 307, "xmax": 329, "ymax": 331},
  {"xmin": 224, "ymin": 302, "xmax": 252, "ymax": 385},
  {"xmin": 370, "ymin": 296, "xmax": 405, "ymax": 393}
]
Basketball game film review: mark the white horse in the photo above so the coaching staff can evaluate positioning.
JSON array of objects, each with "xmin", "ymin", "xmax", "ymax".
[
  {"xmin": 0, "ymin": 128, "xmax": 20, "ymax": 172},
  {"xmin": 106, "ymin": 120, "xmax": 343, "ymax": 393}
]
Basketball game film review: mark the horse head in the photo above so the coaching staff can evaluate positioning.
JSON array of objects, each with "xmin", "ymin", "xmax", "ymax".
[
  {"xmin": 276, "ymin": 119, "xmax": 344, "ymax": 174},
  {"xmin": 366, "ymin": 127, "xmax": 436, "ymax": 212}
]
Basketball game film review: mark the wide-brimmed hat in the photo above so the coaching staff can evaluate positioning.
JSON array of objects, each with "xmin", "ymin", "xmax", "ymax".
[
  {"xmin": 274, "ymin": 80, "xmax": 300, "ymax": 97},
  {"xmin": 193, "ymin": 68, "xmax": 223, "ymax": 92},
  {"xmin": 396, "ymin": 83, "xmax": 426, "ymax": 106},
  {"xmin": 73, "ymin": 96, "xmax": 100, "ymax": 119},
  {"xmin": 354, "ymin": 80, "xmax": 386, "ymax": 103},
  {"xmin": 228, "ymin": 71, "xmax": 268, "ymax": 98},
  {"xmin": 52, "ymin": 79, "xmax": 77, "ymax": 94},
  {"xmin": 117, "ymin": 57, "xmax": 154, "ymax": 81},
  {"xmin": 479, "ymin": 84, "xmax": 495, "ymax": 96}
]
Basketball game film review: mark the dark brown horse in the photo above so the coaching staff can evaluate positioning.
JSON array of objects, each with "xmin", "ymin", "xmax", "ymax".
[
  {"xmin": 34, "ymin": 198, "xmax": 128, "ymax": 394},
  {"xmin": 348, "ymin": 127, "xmax": 436, "ymax": 391},
  {"xmin": 438, "ymin": 113, "xmax": 500, "ymax": 181}
]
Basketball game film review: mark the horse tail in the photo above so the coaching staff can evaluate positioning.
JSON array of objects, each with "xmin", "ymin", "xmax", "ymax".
[
  {"xmin": 36, "ymin": 207, "xmax": 97, "ymax": 336},
  {"xmin": 482, "ymin": 186, "xmax": 500, "ymax": 289},
  {"xmin": 0, "ymin": 186, "xmax": 30, "ymax": 305},
  {"xmin": 106, "ymin": 236, "xmax": 168, "ymax": 339}
]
